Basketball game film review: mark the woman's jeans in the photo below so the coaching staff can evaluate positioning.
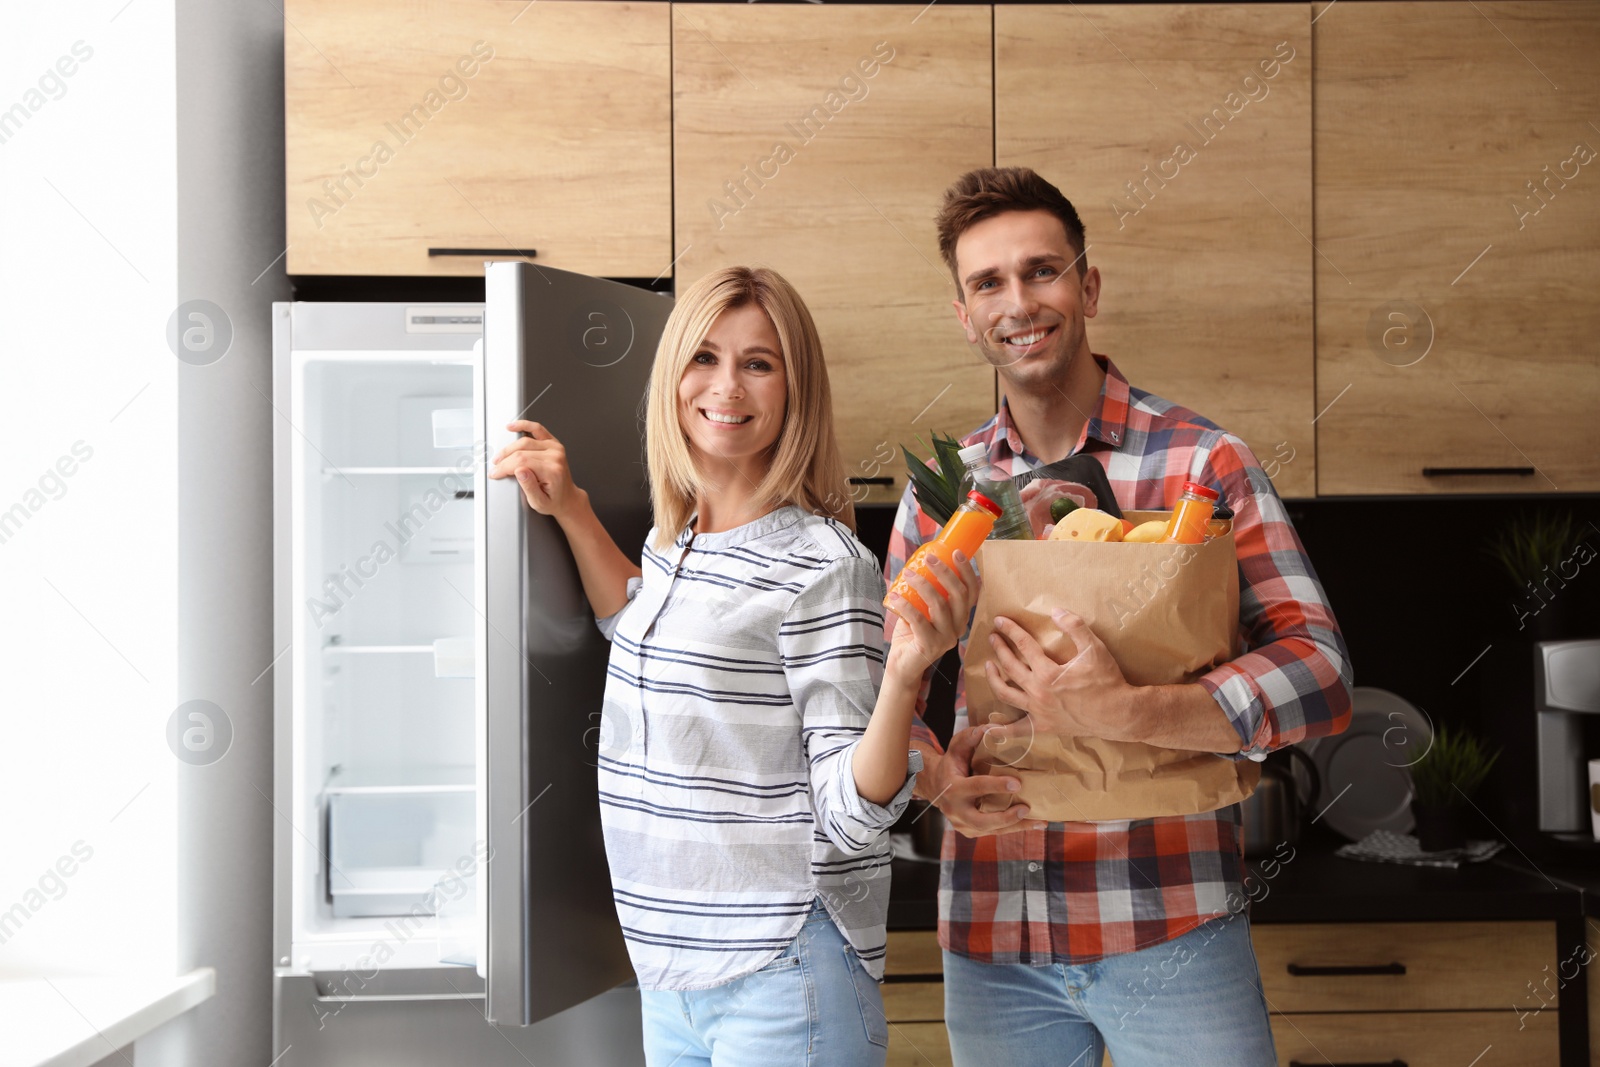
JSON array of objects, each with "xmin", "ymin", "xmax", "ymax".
[
  {"xmin": 639, "ymin": 900, "xmax": 888, "ymax": 1067},
  {"xmin": 943, "ymin": 912, "xmax": 1278, "ymax": 1067}
]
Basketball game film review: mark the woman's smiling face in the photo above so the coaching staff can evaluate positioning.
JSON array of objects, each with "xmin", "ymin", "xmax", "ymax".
[{"xmin": 677, "ymin": 302, "xmax": 788, "ymax": 470}]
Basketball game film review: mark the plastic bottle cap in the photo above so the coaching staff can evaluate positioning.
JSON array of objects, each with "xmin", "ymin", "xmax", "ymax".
[
  {"xmin": 966, "ymin": 490, "xmax": 1003, "ymax": 517},
  {"xmin": 957, "ymin": 443, "xmax": 988, "ymax": 464},
  {"xmin": 1181, "ymin": 481, "xmax": 1220, "ymax": 501}
]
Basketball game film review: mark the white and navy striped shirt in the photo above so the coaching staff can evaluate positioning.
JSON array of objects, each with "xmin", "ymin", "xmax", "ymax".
[{"xmin": 594, "ymin": 505, "xmax": 920, "ymax": 991}]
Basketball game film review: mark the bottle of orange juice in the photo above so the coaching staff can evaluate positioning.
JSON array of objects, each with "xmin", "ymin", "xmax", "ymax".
[
  {"xmin": 1163, "ymin": 482, "xmax": 1219, "ymax": 544},
  {"xmin": 887, "ymin": 491, "xmax": 1000, "ymax": 619}
]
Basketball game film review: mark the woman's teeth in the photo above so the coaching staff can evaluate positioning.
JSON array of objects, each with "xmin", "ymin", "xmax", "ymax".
[{"xmin": 703, "ymin": 410, "xmax": 752, "ymax": 425}]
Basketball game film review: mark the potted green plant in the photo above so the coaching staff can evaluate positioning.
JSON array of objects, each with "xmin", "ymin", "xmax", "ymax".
[
  {"xmin": 1408, "ymin": 726, "xmax": 1501, "ymax": 852},
  {"xmin": 1485, "ymin": 509, "xmax": 1581, "ymax": 640}
]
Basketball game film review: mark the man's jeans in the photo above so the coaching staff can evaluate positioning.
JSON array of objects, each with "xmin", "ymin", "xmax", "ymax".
[{"xmin": 943, "ymin": 913, "xmax": 1277, "ymax": 1067}]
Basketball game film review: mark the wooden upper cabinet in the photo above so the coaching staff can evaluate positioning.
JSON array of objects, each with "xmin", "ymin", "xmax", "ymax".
[
  {"xmin": 284, "ymin": 0, "xmax": 671, "ymax": 277},
  {"xmin": 672, "ymin": 4, "xmax": 995, "ymax": 507},
  {"xmin": 996, "ymin": 5, "xmax": 1315, "ymax": 499},
  {"xmin": 1313, "ymin": 0, "xmax": 1599, "ymax": 494}
]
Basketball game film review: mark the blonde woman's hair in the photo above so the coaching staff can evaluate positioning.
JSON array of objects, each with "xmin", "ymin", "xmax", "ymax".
[{"xmin": 645, "ymin": 266, "xmax": 854, "ymax": 547}]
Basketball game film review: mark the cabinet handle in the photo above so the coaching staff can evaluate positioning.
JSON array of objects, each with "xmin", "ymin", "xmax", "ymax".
[
  {"xmin": 428, "ymin": 247, "xmax": 538, "ymax": 259},
  {"xmin": 848, "ymin": 477, "xmax": 894, "ymax": 486},
  {"xmin": 1420, "ymin": 466, "xmax": 1534, "ymax": 477},
  {"xmin": 1286, "ymin": 962, "xmax": 1406, "ymax": 977},
  {"xmin": 1289, "ymin": 1061, "xmax": 1406, "ymax": 1067}
]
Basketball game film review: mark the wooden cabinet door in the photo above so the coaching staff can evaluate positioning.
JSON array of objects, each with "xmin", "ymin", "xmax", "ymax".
[
  {"xmin": 997, "ymin": 4, "xmax": 1315, "ymax": 499},
  {"xmin": 1252, "ymin": 920, "xmax": 1554, "ymax": 1012},
  {"xmin": 672, "ymin": 5, "xmax": 995, "ymax": 507},
  {"xmin": 285, "ymin": 0, "xmax": 671, "ymax": 278},
  {"xmin": 1269, "ymin": 1009, "xmax": 1558, "ymax": 1066},
  {"xmin": 1313, "ymin": 0, "xmax": 1600, "ymax": 494}
]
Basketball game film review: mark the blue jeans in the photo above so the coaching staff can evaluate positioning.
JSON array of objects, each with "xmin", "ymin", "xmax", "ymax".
[
  {"xmin": 638, "ymin": 900, "xmax": 888, "ymax": 1067},
  {"xmin": 943, "ymin": 913, "xmax": 1277, "ymax": 1067}
]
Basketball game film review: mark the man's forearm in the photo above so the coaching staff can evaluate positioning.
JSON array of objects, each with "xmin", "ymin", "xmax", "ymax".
[{"xmin": 1122, "ymin": 682, "xmax": 1244, "ymax": 753}]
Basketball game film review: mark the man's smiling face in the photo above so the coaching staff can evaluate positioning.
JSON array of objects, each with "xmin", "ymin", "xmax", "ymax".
[{"xmin": 950, "ymin": 209, "xmax": 1100, "ymax": 394}]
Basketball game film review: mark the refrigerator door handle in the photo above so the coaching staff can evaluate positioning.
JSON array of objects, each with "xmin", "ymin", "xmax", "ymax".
[
  {"xmin": 483, "ymin": 263, "xmax": 530, "ymax": 1027},
  {"xmin": 312, "ymin": 991, "xmax": 486, "ymax": 1004},
  {"xmin": 310, "ymin": 969, "xmax": 488, "ymax": 1003}
]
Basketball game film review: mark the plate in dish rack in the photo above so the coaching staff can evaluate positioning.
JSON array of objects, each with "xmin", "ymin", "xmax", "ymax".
[{"xmin": 1300, "ymin": 687, "xmax": 1433, "ymax": 842}]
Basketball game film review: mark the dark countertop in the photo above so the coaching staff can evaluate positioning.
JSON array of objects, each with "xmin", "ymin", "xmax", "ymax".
[
  {"xmin": 887, "ymin": 824, "xmax": 1585, "ymax": 930},
  {"xmin": 1505, "ymin": 834, "xmax": 1600, "ymax": 919}
]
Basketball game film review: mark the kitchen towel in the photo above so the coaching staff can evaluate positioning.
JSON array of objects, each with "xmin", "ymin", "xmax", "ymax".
[{"xmin": 1335, "ymin": 829, "xmax": 1505, "ymax": 869}]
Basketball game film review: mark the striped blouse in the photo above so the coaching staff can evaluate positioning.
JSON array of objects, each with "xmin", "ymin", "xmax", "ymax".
[{"xmin": 594, "ymin": 505, "xmax": 921, "ymax": 991}]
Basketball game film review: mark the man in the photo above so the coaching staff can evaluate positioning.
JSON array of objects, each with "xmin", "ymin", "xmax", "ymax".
[{"xmin": 884, "ymin": 167, "xmax": 1353, "ymax": 1065}]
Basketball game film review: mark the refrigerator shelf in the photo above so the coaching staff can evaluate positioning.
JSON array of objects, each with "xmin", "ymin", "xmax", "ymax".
[
  {"xmin": 324, "ymin": 784, "xmax": 474, "ymax": 796},
  {"xmin": 321, "ymin": 637, "xmax": 475, "ymax": 678},
  {"xmin": 323, "ymin": 644, "xmax": 434, "ymax": 654},
  {"xmin": 321, "ymin": 466, "xmax": 466, "ymax": 475},
  {"xmin": 324, "ymin": 764, "xmax": 473, "ymax": 792}
]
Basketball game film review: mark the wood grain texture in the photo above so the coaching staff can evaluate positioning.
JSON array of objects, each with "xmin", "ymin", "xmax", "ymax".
[
  {"xmin": 1312, "ymin": 0, "xmax": 1600, "ymax": 493},
  {"xmin": 882, "ymin": 980, "xmax": 943, "ymax": 1023},
  {"xmin": 997, "ymin": 4, "xmax": 1315, "ymax": 498},
  {"xmin": 285, "ymin": 0, "xmax": 671, "ymax": 277},
  {"xmin": 672, "ymin": 5, "xmax": 996, "ymax": 506},
  {"xmin": 886, "ymin": 1021, "xmax": 953, "ymax": 1067},
  {"xmin": 885, "ymin": 930, "xmax": 945, "ymax": 977},
  {"xmin": 1252, "ymin": 920, "xmax": 1555, "ymax": 1012},
  {"xmin": 1268, "ymin": 1009, "xmax": 1558, "ymax": 1066}
]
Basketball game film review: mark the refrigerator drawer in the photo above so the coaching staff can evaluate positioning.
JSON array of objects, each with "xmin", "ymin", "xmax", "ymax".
[
  {"xmin": 326, "ymin": 790, "xmax": 474, "ymax": 919},
  {"xmin": 274, "ymin": 973, "xmax": 645, "ymax": 1067}
]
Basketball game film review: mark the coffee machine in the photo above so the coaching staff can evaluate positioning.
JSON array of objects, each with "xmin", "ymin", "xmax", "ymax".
[{"xmin": 1535, "ymin": 638, "xmax": 1600, "ymax": 836}]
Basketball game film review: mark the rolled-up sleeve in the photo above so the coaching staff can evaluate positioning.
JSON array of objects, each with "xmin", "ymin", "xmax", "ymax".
[
  {"xmin": 1192, "ymin": 433, "xmax": 1354, "ymax": 760},
  {"xmin": 782, "ymin": 555, "xmax": 921, "ymax": 855},
  {"xmin": 595, "ymin": 575, "xmax": 643, "ymax": 641}
]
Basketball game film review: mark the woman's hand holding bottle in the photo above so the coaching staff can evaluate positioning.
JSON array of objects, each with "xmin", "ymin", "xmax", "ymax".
[{"xmin": 884, "ymin": 552, "xmax": 981, "ymax": 686}]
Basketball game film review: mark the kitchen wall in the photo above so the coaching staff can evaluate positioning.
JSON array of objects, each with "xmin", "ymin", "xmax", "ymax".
[
  {"xmin": 138, "ymin": 0, "xmax": 291, "ymax": 1064},
  {"xmin": 858, "ymin": 491, "xmax": 1600, "ymax": 846}
]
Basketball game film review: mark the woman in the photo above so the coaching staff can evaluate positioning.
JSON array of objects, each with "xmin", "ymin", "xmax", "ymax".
[{"xmin": 488, "ymin": 266, "xmax": 979, "ymax": 1066}]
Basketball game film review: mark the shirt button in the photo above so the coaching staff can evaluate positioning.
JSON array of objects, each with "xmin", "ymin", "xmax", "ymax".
[{"xmin": 1027, "ymin": 862, "xmax": 1042, "ymax": 873}]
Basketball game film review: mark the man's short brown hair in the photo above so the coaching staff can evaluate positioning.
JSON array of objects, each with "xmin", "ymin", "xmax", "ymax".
[{"xmin": 935, "ymin": 167, "xmax": 1087, "ymax": 286}]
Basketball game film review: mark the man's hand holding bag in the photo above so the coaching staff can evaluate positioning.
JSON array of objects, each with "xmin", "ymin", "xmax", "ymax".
[{"xmin": 963, "ymin": 512, "xmax": 1261, "ymax": 823}]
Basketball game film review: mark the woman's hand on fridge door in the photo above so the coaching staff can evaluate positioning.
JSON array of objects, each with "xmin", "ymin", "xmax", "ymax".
[
  {"xmin": 490, "ymin": 420, "xmax": 642, "ymax": 621},
  {"xmin": 489, "ymin": 421, "xmax": 582, "ymax": 519}
]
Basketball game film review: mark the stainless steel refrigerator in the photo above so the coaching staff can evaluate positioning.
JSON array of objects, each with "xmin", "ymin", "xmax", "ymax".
[{"xmin": 271, "ymin": 263, "xmax": 671, "ymax": 1065}]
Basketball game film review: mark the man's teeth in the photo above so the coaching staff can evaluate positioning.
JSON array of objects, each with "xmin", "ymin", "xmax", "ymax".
[
  {"xmin": 704, "ymin": 410, "xmax": 752, "ymax": 424},
  {"xmin": 1005, "ymin": 330, "xmax": 1048, "ymax": 346}
]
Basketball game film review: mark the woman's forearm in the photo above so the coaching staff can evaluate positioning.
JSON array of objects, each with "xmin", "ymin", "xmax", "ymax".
[
  {"xmin": 554, "ymin": 489, "xmax": 643, "ymax": 619},
  {"xmin": 851, "ymin": 665, "xmax": 919, "ymax": 807}
]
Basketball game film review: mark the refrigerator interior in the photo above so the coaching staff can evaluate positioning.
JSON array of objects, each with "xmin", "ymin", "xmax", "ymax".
[{"xmin": 289, "ymin": 350, "xmax": 484, "ymax": 972}]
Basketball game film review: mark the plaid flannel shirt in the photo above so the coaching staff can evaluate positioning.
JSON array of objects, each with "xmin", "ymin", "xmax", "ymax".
[{"xmin": 885, "ymin": 354, "xmax": 1353, "ymax": 965}]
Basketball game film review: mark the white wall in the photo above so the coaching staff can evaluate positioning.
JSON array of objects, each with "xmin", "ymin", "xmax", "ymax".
[{"xmin": 0, "ymin": 0, "xmax": 179, "ymax": 977}]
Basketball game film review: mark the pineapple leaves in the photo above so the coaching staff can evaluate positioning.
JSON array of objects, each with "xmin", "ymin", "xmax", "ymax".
[{"xmin": 900, "ymin": 431, "xmax": 968, "ymax": 527}]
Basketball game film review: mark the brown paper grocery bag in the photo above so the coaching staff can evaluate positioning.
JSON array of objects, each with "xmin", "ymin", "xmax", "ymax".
[{"xmin": 964, "ymin": 511, "xmax": 1259, "ymax": 822}]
